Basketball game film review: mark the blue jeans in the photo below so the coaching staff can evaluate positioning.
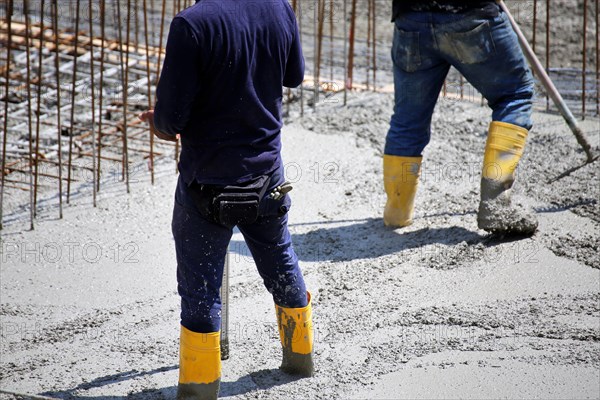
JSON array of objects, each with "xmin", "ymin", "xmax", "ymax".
[
  {"xmin": 172, "ymin": 166, "xmax": 307, "ymax": 333},
  {"xmin": 385, "ymin": 7, "xmax": 534, "ymax": 157}
]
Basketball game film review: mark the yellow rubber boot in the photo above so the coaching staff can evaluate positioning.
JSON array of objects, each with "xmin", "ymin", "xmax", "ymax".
[
  {"xmin": 177, "ymin": 326, "xmax": 221, "ymax": 400},
  {"xmin": 383, "ymin": 155, "xmax": 422, "ymax": 227},
  {"xmin": 275, "ymin": 292, "xmax": 314, "ymax": 377},
  {"xmin": 478, "ymin": 121, "xmax": 537, "ymax": 235}
]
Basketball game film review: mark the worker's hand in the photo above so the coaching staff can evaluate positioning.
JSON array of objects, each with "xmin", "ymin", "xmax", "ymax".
[{"xmin": 138, "ymin": 110, "xmax": 180, "ymax": 143}]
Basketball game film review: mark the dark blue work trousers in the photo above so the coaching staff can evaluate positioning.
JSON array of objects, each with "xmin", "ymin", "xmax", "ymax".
[
  {"xmin": 171, "ymin": 168, "xmax": 307, "ymax": 333},
  {"xmin": 386, "ymin": 7, "xmax": 535, "ymax": 157}
]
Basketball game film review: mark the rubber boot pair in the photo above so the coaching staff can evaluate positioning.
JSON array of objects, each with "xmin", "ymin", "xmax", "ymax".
[
  {"xmin": 177, "ymin": 293, "xmax": 314, "ymax": 399},
  {"xmin": 383, "ymin": 121, "xmax": 537, "ymax": 235}
]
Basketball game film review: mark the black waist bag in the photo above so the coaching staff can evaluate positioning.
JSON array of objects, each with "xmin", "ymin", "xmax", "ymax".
[{"xmin": 189, "ymin": 175, "xmax": 270, "ymax": 226}]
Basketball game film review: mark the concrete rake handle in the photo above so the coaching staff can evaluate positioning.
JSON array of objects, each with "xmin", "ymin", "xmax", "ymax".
[{"xmin": 497, "ymin": 0, "xmax": 596, "ymax": 163}]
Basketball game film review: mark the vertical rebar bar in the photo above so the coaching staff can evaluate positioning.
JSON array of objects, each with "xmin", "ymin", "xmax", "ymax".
[
  {"xmin": 0, "ymin": 0, "xmax": 13, "ymax": 230},
  {"xmin": 316, "ymin": 0, "xmax": 326, "ymax": 103},
  {"xmin": 313, "ymin": 0, "xmax": 318, "ymax": 107},
  {"xmin": 143, "ymin": 0, "xmax": 155, "ymax": 184},
  {"xmin": 123, "ymin": 0, "xmax": 131, "ymax": 192},
  {"xmin": 298, "ymin": 0, "xmax": 304, "ymax": 116},
  {"xmin": 372, "ymin": 0, "xmax": 377, "ymax": 92},
  {"xmin": 155, "ymin": 0, "xmax": 166, "ymax": 86},
  {"xmin": 67, "ymin": 0, "xmax": 81, "ymax": 203},
  {"xmin": 532, "ymin": 0, "xmax": 537, "ymax": 53},
  {"xmin": 329, "ymin": 0, "xmax": 334, "ymax": 82},
  {"xmin": 347, "ymin": 0, "xmax": 357, "ymax": 91},
  {"xmin": 343, "ymin": 0, "xmax": 347, "ymax": 105},
  {"xmin": 366, "ymin": 0, "xmax": 371, "ymax": 90},
  {"xmin": 33, "ymin": 0, "xmax": 45, "ymax": 217},
  {"xmin": 52, "ymin": 0, "xmax": 64, "ymax": 219},
  {"xmin": 89, "ymin": 0, "xmax": 97, "ymax": 207},
  {"xmin": 545, "ymin": 0, "xmax": 550, "ymax": 111},
  {"xmin": 97, "ymin": 0, "xmax": 106, "ymax": 192},
  {"xmin": 134, "ymin": 0, "xmax": 140, "ymax": 52},
  {"xmin": 583, "ymin": 0, "xmax": 588, "ymax": 117},
  {"xmin": 24, "ymin": 0, "xmax": 35, "ymax": 229},
  {"xmin": 595, "ymin": 0, "xmax": 600, "ymax": 117}
]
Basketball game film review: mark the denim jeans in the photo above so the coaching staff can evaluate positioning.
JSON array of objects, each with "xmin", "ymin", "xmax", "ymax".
[
  {"xmin": 385, "ymin": 6, "xmax": 534, "ymax": 157},
  {"xmin": 171, "ymin": 166, "xmax": 307, "ymax": 333}
]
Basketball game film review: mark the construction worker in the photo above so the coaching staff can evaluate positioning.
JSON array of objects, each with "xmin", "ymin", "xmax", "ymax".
[
  {"xmin": 384, "ymin": 0, "xmax": 538, "ymax": 235},
  {"xmin": 139, "ymin": 1, "xmax": 313, "ymax": 399}
]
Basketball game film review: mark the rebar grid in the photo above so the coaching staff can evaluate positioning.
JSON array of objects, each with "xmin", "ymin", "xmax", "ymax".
[{"xmin": 1, "ymin": 0, "xmax": 599, "ymax": 231}]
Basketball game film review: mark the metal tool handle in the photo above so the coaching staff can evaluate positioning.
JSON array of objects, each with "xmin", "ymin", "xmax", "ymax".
[
  {"xmin": 220, "ymin": 249, "xmax": 230, "ymax": 360},
  {"xmin": 497, "ymin": 0, "xmax": 595, "ymax": 162}
]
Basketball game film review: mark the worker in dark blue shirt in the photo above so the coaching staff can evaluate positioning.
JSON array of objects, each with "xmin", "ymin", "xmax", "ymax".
[{"xmin": 140, "ymin": 1, "xmax": 313, "ymax": 398}]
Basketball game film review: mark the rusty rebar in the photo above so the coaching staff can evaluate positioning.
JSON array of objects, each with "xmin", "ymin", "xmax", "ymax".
[
  {"xmin": 115, "ymin": 0, "xmax": 130, "ymax": 192},
  {"xmin": 123, "ymin": 0, "xmax": 131, "ymax": 192},
  {"xmin": 347, "ymin": 0, "xmax": 357, "ymax": 90},
  {"xmin": 366, "ymin": 0, "xmax": 371, "ymax": 90},
  {"xmin": 33, "ymin": 0, "xmax": 45, "ymax": 217},
  {"xmin": 298, "ymin": 0, "xmax": 304, "ymax": 116},
  {"xmin": 316, "ymin": 0, "xmax": 326, "ymax": 102},
  {"xmin": 66, "ymin": 0, "xmax": 81, "ymax": 203},
  {"xmin": 313, "ymin": 0, "xmax": 318, "ymax": 107},
  {"xmin": 51, "ymin": 0, "xmax": 64, "ymax": 219},
  {"xmin": 24, "ymin": 0, "xmax": 35, "ymax": 229},
  {"xmin": 596, "ymin": 0, "xmax": 600, "ymax": 117},
  {"xmin": 89, "ymin": 0, "xmax": 97, "ymax": 207},
  {"xmin": 0, "ymin": 0, "xmax": 13, "ymax": 231},
  {"xmin": 583, "ymin": 0, "xmax": 588, "ymax": 117},
  {"xmin": 143, "ymin": 0, "xmax": 155, "ymax": 184},
  {"xmin": 329, "ymin": 0, "xmax": 334, "ymax": 82},
  {"xmin": 155, "ymin": 0, "xmax": 166, "ymax": 86},
  {"xmin": 532, "ymin": 0, "xmax": 537, "ymax": 54},
  {"xmin": 97, "ymin": 0, "xmax": 106, "ymax": 192},
  {"xmin": 343, "ymin": 0, "xmax": 347, "ymax": 105},
  {"xmin": 545, "ymin": 0, "xmax": 550, "ymax": 111}
]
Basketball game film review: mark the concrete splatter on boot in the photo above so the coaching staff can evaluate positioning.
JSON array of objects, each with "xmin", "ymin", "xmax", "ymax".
[
  {"xmin": 177, "ymin": 327, "xmax": 221, "ymax": 400},
  {"xmin": 478, "ymin": 121, "xmax": 538, "ymax": 235},
  {"xmin": 275, "ymin": 292, "xmax": 314, "ymax": 377}
]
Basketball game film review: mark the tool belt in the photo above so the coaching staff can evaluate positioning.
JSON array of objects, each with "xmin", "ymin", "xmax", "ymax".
[{"xmin": 188, "ymin": 175, "xmax": 271, "ymax": 226}]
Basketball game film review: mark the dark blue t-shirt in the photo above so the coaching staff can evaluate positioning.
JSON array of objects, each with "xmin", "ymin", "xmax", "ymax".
[{"xmin": 154, "ymin": 0, "xmax": 304, "ymax": 185}]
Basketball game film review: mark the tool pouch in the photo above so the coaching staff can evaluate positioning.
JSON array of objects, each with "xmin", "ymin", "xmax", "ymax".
[{"xmin": 189, "ymin": 175, "xmax": 270, "ymax": 226}]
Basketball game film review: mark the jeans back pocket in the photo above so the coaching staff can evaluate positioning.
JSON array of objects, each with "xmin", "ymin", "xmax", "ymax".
[
  {"xmin": 392, "ymin": 26, "xmax": 421, "ymax": 72},
  {"xmin": 446, "ymin": 21, "xmax": 496, "ymax": 64}
]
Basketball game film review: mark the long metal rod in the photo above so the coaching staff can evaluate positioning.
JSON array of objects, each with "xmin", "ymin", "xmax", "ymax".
[
  {"xmin": 596, "ymin": 0, "xmax": 599, "ymax": 116},
  {"xmin": 66, "ymin": 0, "xmax": 81, "ymax": 203},
  {"xmin": 313, "ymin": 0, "xmax": 318, "ymax": 107},
  {"xmin": 0, "ymin": 0, "xmax": 13, "ymax": 230},
  {"xmin": 124, "ymin": 0, "xmax": 132, "ymax": 192},
  {"xmin": 89, "ymin": 0, "xmax": 97, "ymax": 207},
  {"xmin": 347, "ymin": 0, "xmax": 357, "ymax": 90},
  {"xmin": 372, "ymin": 0, "xmax": 377, "ymax": 91},
  {"xmin": 498, "ymin": 0, "xmax": 595, "ymax": 162},
  {"xmin": 155, "ymin": 0, "xmax": 166, "ymax": 86},
  {"xmin": 220, "ymin": 249, "xmax": 230, "ymax": 360},
  {"xmin": 33, "ymin": 0, "xmax": 45, "ymax": 217},
  {"xmin": 366, "ymin": 0, "xmax": 371, "ymax": 90},
  {"xmin": 298, "ymin": 0, "xmax": 304, "ymax": 116},
  {"xmin": 583, "ymin": 0, "xmax": 588, "ymax": 117},
  {"xmin": 97, "ymin": 0, "xmax": 106, "ymax": 192},
  {"xmin": 143, "ymin": 0, "xmax": 155, "ymax": 184},
  {"xmin": 343, "ymin": 0, "xmax": 347, "ymax": 105},
  {"xmin": 24, "ymin": 0, "xmax": 35, "ymax": 230},
  {"xmin": 545, "ymin": 0, "xmax": 550, "ymax": 111},
  {"xmin": 52, "ymin": 0, "xmax": 64, "ymax": 219}
]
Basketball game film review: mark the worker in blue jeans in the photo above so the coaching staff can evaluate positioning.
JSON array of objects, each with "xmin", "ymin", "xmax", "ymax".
[
  {"xmin": 384, "ymin": 0, "xmax": 538, "ymax": 235},
  {"xmin": 140, "ymin": 1, "xmax": 313, "ymax": 399}
]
